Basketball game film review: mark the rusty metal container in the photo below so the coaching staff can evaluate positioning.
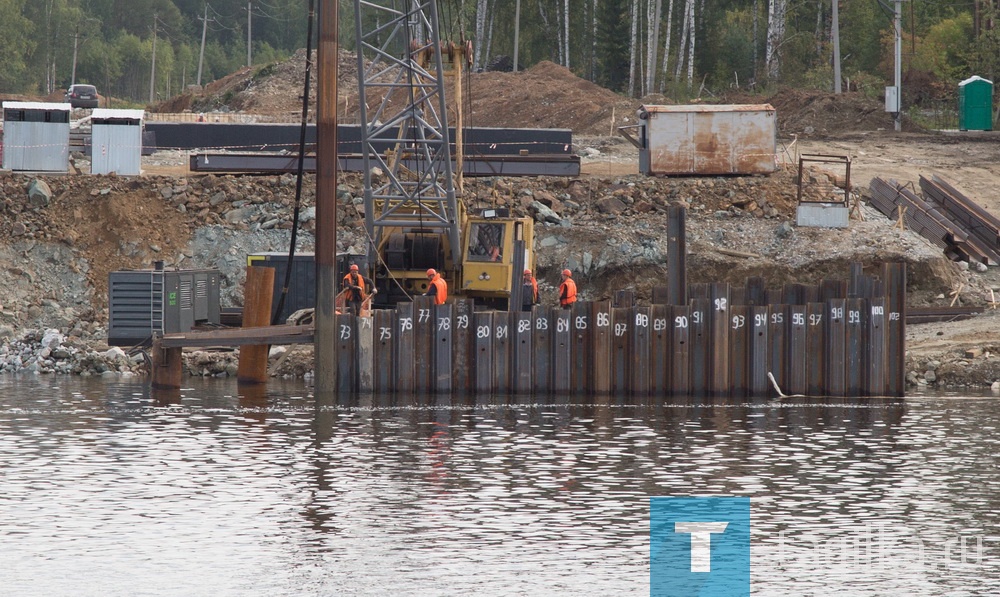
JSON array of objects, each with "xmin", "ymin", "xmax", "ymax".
[{"xmin": 634, "ymin": 104, "xmax": 776, "ymax": 176}]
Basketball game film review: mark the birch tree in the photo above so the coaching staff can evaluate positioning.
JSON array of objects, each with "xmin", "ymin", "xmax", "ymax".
[
  {"xmin": 685, "ymin": 0, "xmax": 695, "ymax": 86},
  {"xmin": 645, "ymin": 0, "xmax": 662, "ymax": 95},
  {"xmin": 659, "ymin": 0, "xmax": 675, "ymax": 91},
  {"xmin": 474, "ymin": 0, "xmax": 488, "ymax": 70},
  {"xmin": 629, "ymin": 0, "xmax": 639, "ymax": 96},
  {"xmin": 766, "ymin": 0, "xmax": 788, "ymax": 81},
  {"xmin": 674, "ymin": 0, "xmax": 692, "ymax": 81},
  {"xmin": 564, "ymin": 0, "xmax": 570, "ymax": 68}
]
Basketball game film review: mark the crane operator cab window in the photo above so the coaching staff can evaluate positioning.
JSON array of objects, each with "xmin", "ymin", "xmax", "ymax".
[{"xmin": 468, "ymin": 223, "xmax": 504, "ymax": 262}]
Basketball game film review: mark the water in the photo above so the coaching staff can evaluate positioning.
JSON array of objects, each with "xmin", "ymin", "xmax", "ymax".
[{"xmin": 0, "ymin": 376, "xmax": 998, "ymax": 596}]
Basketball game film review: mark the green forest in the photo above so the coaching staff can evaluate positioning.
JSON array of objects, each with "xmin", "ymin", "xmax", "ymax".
[{"xmin": 2, "ymin": 0, "xmax": 995, "ymax": 111}]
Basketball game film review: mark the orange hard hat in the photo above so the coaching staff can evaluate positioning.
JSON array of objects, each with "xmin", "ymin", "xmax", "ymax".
[
  {"xmin": 426, "ymin": 268, "xmax": 437, "ymax": 277},
  {"xmin": 350, "ymin": 264, "xmax": 359, "ymax": 271},
  {"xmin": 523, "ymin": 269, "xmax": 532, "ymax": 275},
  {"xmin": 561, "ymin": 269, "xmax": 572, "ymax": 277}
]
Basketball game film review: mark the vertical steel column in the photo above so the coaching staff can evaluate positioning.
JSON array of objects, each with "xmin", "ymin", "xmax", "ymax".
[
  {"xmin": 335, "ymin": 313, "xmax": 355, "ymax": 394},
  {"xmin": 413, "ymin": 296, "xmax": 435, "ymax": 393},
  {"xmin": 709, "ymin": 283, "xmax": 730, "ymax": 395},
  {"xmin": 669, "ymin": 304, "xmax": 691, "ymax": 396},
  {"xmin": 570, "ymin": 302, "xmax": 590, "ymax": 393},
  {"xmin": 867, "ymin": 297, "xmax": 887, "ymax": 396},
  {"xmin": 474, "ymin": 311, "xmax": 494, "ymax": 394},
  {"xmin": 611, "ymin": 307, "xmax": 631, "ymax": 395},
  {"xmin": 492, "ymin": 311, "xmax": 511, "ymax": 394},
  {"xmin": 749, "ymin": 306, "xmax": 770, "ymax": 396},
  {"xmin": 373, "ymin": 309, "xmax": 395, "ymax": 393},
  {"xmin": 434, "ymin": 303, "xmax": 453, "ymax": 394},
  {"xmin": 591, "ymin": 301, "xmax": 613, "ymax": 395},
  {"xmin": 729, "ymin": 304, "xmax": 750, "ymax": 397},
  {"xmin": 357, "ymin": 315, "xmax": 374, "ymax": 393},
  {"xmin": 846, "ymin": 298, "xmax": 865, "ymax": 396},
  {"xmin": 688, "ymin": 298, "xmax": 711, "ymax": 397},
  {"xmin": 768, "ymin": 305, "xmax": 788, "ymax": 397},
  {"xmin": 395, "ymin": 302, "xmax": 415, "ymax": 394},
  {"xmin": 451, "ymin": 298, "xmax": 475, "ymax": 393},
  {"xmin": 883, "ymin": 262, "xmax": 906, "ymax": 397},
  {"xmin": 632, "ymin": 306, "xmax": 652, "ymax": 396},
  {"xmin": 513, "ymin": 310, "xmax": 533, "ymax": 394},
  {"xmin": 787, "ymin": 305, "xmax": 807, "ymax": 395},
  {"xmin": 532, "ymin": 305, "xmax": 552, "ymax": 394},
  {"xmin": 666, "ymin": 205, "xmax": 687, "ymax": 306},
  {"xmin": 826, "ymin": 298, "xmax": 847, "ymax": 396},
  {"xmin": 553, "ymin": 308, "xmax": 571, "ymax": 394},
  {"xmin": 805, "ymin": 303, "xmax": 826, "ymax": 395},
  {"xmin": 650, "ymin": 304, "xmax": 670, "ymax": 395}
]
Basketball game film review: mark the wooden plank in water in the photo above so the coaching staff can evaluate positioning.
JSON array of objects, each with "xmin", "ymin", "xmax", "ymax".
[
  {"xmin": 805, "ymin": 303, "xmax": 826, "ymax": 396},
  {"xmin": 553, "ymin": 309, "xmax": 571, "ymax": 394},
  {"xmin": 631, "ymin": 306, "xmax": 651, "ymax": 396},
  {"xmin": 591, "ymin": 301, "xmax": 612, "ymax": 395},
  {"xmin": 475, "ymin": 311, "xmax": 494, "ymax": 394},
  {"xmin": 669, "ymin": 305, "xmax": 690, "ymax": 396},
  {"xmin": 396, "ymin": 302, "xmax": 415, "ymax": 394},
  {"xmin": 434, "ymin": 304, "xmax": 453, "ymax": 394},
  {"xmin": 237, "ymin": 265, "xmax": 275, "ymax": 384},
  {"xmin": 373, "ymin": 309, "xmax": 395, "ymax": 393},
  {"xmin": 867, "ymin": 297, "xmax": 887, "ymax": 396},
  {"xmin": 748, "ymin": 306, "xmax": 770, "ymax": 397},
  {"xmin": 161, "ymin": 324, "xmax": 313, "ymax": 348},
  {"xmin": 846, "ymin": 298, "xmax": 865, "ymax": 396},
  {"xmin": 513, "ymin": 310, "xmax": 533, "ymax": 394},
  {"xmin": 413, "ymin": 296, "xmax": 435, "ymax": 393},
  {"xmin": 826, "ymin": 298, "xmax": 847, "ymax": 396},
  {"xmin": 532, "ymin": 306, "xmax": 552, "ymax": 394},
  {"xmin": 688, "ymin": 298, "xmax": 710, "ymax": 397},
  {"xmin": 650, "ymin": 304, "xmax": 670, "ymax": 395},
  {"xmin": 787, "ymin": 304, "xmax": 807, "ymax": 396}
]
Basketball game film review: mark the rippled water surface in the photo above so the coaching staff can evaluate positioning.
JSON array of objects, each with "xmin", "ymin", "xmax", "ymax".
[{"xmin": 0, "ymin": 377, "xmax": 998, "ymax": 595}]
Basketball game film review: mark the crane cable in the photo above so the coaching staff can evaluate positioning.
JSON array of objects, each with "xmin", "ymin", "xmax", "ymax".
[{"xmin": 271, "ymin": 0, "xmax": 315, "ymax": 325}]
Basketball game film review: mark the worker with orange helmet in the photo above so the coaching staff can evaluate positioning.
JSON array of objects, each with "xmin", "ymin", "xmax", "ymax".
[
  {"xmin": 558, "ymin": 268, "xmax": 577, "ymax": 308},
  {"xmin": 521, "ymin": 268, "xmax": 538, "ymax": 311},
  {"xmin": 342, "ymin": 263, "xmax": 375, "ymax": 316},
  {"xmin": 424, "ymin": 268, "xmax": 448, "ymax": 305}
]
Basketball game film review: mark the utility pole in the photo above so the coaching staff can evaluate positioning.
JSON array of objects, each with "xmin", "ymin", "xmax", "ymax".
[
  {"xmin": 513, "ymin": 0, "xmax": 521, "ymax": 73},
  {"xmin": 71, "ymin": 25, "xmax": 81, "ymax": 87},
  {"xmin": 198, "ymin": 4, "xmax": 209, "ymax": 86},
  {"xmin": 832, "ymin": 0, "xmax": 841, "ymax": 93},
  {"xmin": 149, "ymin": 14, "xmax": 158, "ymax": 103},
  {"xmin": 247, "ymin": 1, "xmax": 252, "ymax": 67},
  {"xmin": 894, "ymin": 0, "xmax": 902, "ymax": 131}
]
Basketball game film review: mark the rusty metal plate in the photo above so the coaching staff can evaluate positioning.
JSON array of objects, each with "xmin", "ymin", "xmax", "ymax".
[
  {"xmin": 650, "ymin": 305, "xmax": 670, "ymax": 395},
  {"xmin": 846, "ymin": 298, "xmax": 865, "ymax": 396},
  {"xmin": 883, "ymin": 263, "xmax": 906, "ymax": 397},
  {"xmin": 689, "ymin": 298, "xmax": 711, "ymax": 397},
  {"xmin": 710, "ymin": 283, "xmax": 730, "ymax": 396},
  {"xmin": 591, "ymin": 301, "xmax": 612, "ymax": 395},
  {"xmin": 632, "ymin": 306, "xmax": 652, "ymax": 396},
  {"xmin": 611, "ymin": 307, "xmax": 630, "ymax": 395},
  {"xmin": 513, "ymin": 311, "xmax": 533, "ymax": 394},
  {"xmin": 451, "ymin": 298, "xmax": 475, "ymax": 393},
  {"xmin": 570, "ymin": 302, "xmax": 590, "ymax": 394},
  {"xmin": 356, "ymin": 315, "xmax": 374, "ymax": 394},
  {"xmin": 395, "ymin": 302, "xmax": 415, "ymax": 394},
  {"xmin": 474, "ymin": 311, "xmax": 493, "ymax": 394},
  {"xmin": 373, "ymin": 309, "xmax": 395, "ymax": 394},
  {"xmin": 532, "ymin": 306, "xmax": 552, "ymax": 394},
  {"xmin": 553, "ymin": 309, "xmax": 571, "ymax": 394},
  {"xmin": 787, "ymin": 305, "xmax": 807, "ymax": 396},
  {"xmin": 749, "ymin": 306, "xmax": 769, "ymax": 397},
  {"xmin": 669, "ymin": 305, "xmax": 691, "ymax": 396},
  {"xmin": 768, "ymin": 305, "xmax": 788, "ymax": 397},
  {"xmin": 867, "ymin": 297, "xmax": 887, "ymax": 396},
  {"xmin": 336, "ymin": 313, "xmax": 356, "ymax": 394},
  {"xmin": 492, "ymin": 311, "xmax": 511, "ymax": 394},
  {"xmin": 729, "ymin": 305, "xmax": 750, "ymax": 397},
  {"xmin": 805, "ymin": 303, "xmax": 826, "ymax": 395},
  {"xmin": 413, "ymin": 296, "xmax": 435, "ymax": 394}
]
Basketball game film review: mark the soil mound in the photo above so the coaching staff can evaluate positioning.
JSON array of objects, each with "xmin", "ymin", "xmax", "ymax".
[{"xmin": 765, "ymin": 88, "xmax": 923, "ymax": 137}]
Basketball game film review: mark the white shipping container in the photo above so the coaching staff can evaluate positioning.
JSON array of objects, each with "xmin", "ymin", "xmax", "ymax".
[
  {"xmin": 635, "ymin": 104, "xmax": 777, "ymax": 176},
  {"xmin": 2, "ymin": 101, "xmax": 71, "ymax": 172},
  {"xmin": 91, "ymin": 108, "xmax": 144, "ymax": 176}
]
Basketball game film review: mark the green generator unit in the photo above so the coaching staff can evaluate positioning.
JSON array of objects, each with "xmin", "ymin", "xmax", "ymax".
[
  {"xmin": 108, "ymin": 265, "xmax": 221, "ymax": 347},
  {"xmin": 959, "ymin": 75, "xmax": 993, "ymax": 131}
]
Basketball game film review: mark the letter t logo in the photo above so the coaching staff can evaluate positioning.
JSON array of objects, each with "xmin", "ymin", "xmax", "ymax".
[{"xmin": 674, "ymin": 522, "xmax": 729, "ymax": 572}]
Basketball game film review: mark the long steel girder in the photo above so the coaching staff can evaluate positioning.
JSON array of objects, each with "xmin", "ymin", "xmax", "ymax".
[{"xmin": 355, "ymin": 0, "xmax": 460, "ymax": 265}]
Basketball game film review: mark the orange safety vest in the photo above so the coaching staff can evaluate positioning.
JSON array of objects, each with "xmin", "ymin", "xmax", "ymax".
[
  {"xmin": 342, "ymin": 272, "xmax": 366, "ymax": 301},
  {"xmin": 559, "ymin": 277, "xmax": 577, "ymax": 307},
  {"xmin": 428, "ymin": 274, "xmax": 448, "ymax": 305}
]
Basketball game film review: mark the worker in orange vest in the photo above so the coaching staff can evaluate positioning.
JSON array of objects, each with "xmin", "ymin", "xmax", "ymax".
[
  {"xmin": 342, "ymin": 263, "xmax": 375, "ymax": 316},
  {"xmin": 521, "ymin": 268, "xmax": 538, "ymax": 311},
  {"xmin": 558, "ymin": 268, "xmax": 577, "ymax": 308},
  {"xmin": 425, "ymin": 268, "xmax": 448, "ymax": 305}
]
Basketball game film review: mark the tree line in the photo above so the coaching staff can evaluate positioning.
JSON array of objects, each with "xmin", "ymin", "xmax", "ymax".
[{"xmin": 1, "ymin": 0, "xmax": 996, "ymax": 107}]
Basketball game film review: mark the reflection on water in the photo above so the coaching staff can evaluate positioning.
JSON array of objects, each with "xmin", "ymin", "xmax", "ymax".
[{"xmin": 0, "ymin": 376, "xmax": 997, "ymax": 595}]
